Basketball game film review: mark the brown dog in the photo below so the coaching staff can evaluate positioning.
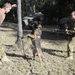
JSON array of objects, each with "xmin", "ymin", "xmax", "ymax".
[{"xmin": 27, "ymin": 21, "xmax": 42, "ymax": 62}]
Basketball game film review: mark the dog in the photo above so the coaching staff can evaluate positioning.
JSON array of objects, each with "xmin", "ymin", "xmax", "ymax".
[{"xmin": 27, "ymin": 20, "xmax": 42, "ymax": 62}]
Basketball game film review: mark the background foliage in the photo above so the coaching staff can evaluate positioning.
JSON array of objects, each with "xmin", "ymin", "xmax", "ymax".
[{"xmin": 0, "ymin": 0, "xmax": 75, "ymax": 24}]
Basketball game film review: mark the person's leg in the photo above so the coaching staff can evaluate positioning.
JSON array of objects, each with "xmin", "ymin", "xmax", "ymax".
[
  {"xmin": 67, "ymin": 40, "xmax": 70, "ymax": 57},
  {"xmin": 0, "ymin": 49, "xmax": 6, "ymax": 64},
  {"xmin": 68, "ymin": 43, "xmax": 73, "ymax": 59},
  {"xmin": 67, "ymin": 39, "xmax": 73, "ymax": 59},
  {"xmin": 0, "ymin": 49, "xmax": 6, "ymax": 58},
  {"xmin": 0, "ymin": 49, "xmax": 11, "ymax": 63}
]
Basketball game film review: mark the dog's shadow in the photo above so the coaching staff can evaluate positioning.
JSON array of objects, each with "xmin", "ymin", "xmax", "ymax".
[
  {"xmin": 5, "ymin": 45, "xmax": 66, "ymax": 59},
  {"xmin": 42, "ymin": 48, "xmax": 67, "ymax": 58}
]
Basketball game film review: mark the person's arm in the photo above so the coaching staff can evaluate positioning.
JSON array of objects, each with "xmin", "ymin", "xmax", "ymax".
[{"xmin": 11, "ymin": 4, "xmax": 17, "ymax": 8}]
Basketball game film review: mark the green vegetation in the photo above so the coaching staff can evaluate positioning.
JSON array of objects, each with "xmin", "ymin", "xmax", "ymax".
[{"xmin": 0, "ymin": 0, "xmax": 75, "ymax": 24}]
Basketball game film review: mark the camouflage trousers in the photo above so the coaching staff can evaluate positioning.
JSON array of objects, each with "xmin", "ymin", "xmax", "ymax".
[
  {"xmin": 67, "ymin": 36, "xmax": 75, "ymax": 57},
  {"xmin": 0, "ymin": 34, "xmax": 6, "ymax": 59},
  {"xmin": 0, "ymin": 43, "xmax": 6, "ymax": 59},
  {"xmin": 0, "ymin": 49, "xmax": 6, "ymax": 59}
]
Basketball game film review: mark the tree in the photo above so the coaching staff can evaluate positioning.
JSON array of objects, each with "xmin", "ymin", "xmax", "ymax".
[{"xmin": 17, "ymin": 0, "xmax": 24, "ymax": 55}]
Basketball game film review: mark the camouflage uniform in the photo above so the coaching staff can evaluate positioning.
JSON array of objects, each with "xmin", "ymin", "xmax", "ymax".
[
  {"xmin": 66, "ymin": 28, "xmax": 75, "ymax": 59},
  {"xmin": 67, "ymin": 35, "xmax": 75, "ymax": 58},
  {"xmin": 0, "ymin": 44, "xmax": 6, "ymax": 59}
]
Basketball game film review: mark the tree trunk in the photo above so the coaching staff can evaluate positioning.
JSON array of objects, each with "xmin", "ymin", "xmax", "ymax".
[
  {"xmin": 17, "ymin": 0, "xmax": 24, "ymax": 52},
  {"xmin": 26, "ymin": 0, "xmax": 33, "ymax": 16},
  {"xmin": 33, "ymin": 0, "xmax": 36, "ymax": 14}
]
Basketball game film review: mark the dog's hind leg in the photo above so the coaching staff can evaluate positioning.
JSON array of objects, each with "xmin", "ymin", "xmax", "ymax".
[{"xmin": 37, "ymin": 48, "xmax": 42, "ymax": 62}]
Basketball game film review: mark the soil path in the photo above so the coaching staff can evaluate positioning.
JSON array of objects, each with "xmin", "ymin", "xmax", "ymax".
[{"xmin": 0, "ymin": 22, "xmax": 75, "ymax": 75}]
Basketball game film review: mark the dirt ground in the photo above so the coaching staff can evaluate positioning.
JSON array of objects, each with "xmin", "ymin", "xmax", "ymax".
[{"xmin": 0, "ymin": 22, "xmax": 75, "ymax": 75}]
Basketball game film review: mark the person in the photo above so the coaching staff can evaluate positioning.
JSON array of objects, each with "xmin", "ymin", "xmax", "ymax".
[
  {"xmin": 27, "ymin": 18, "xmax": 42, "ymax": 62},
  {"xmin": 59, "ymin": 11, "xmax": 75, "ymax": 59},
  {"xmin": 59, "ymin": 11, "xmax": 75, "ymax": 31},
  {"xmin": 0, "ymin": 2, "xmax": 17, "ymax": 64}
]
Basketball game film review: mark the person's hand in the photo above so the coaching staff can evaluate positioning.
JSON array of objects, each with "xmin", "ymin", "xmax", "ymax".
[
  {"xmin": 12, "ymin": 4, "xmax": 17, "ymax": 8},
  {"xmin": 65, "ymin": 29, "xmax": 71, "ymax": 34}
]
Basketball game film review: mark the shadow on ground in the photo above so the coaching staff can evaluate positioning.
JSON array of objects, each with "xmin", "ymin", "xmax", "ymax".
[
  {"xmin": 42, "ymin": 30, "xmax": 70, "ymax": 40},
  {"xmin": 42, "ymin": 48, "xmax": 67, "ymax": 58}
]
